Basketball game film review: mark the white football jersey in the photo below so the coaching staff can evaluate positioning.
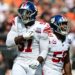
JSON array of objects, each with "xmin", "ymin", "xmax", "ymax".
[
  {"xmin": 6, "ymin": 17, "xmax": 50, "ymax": 63},
  {"xmin": 45, "ymin": 33, "xmax": 70, "ymax": 72}
]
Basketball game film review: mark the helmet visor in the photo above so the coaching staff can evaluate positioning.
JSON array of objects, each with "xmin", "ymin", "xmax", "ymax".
[
  {"xmin": 18, "ymin": 9, "xmax": 32, "ymax": 24},
  {"xmin": 59, "ymin": 22, "xmax": 69, "ymax": 35}
]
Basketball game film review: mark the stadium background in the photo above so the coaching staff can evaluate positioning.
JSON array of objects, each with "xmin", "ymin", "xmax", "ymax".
[{"xmin": 0, "ymin": 0, "xmax": 75, "ymax": 75}]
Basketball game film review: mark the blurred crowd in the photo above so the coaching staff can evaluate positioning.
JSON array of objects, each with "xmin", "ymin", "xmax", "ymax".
[{"xmin": 0, "ymin": 0, "xmax": 75, "ymax": 75}]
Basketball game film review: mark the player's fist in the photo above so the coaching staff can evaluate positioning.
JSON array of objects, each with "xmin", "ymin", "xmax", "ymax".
[
  {"xmin": 29, "ymin": 60, "xmax": 40, "ymax": 69},
  {"xmin": 14, "ymin": 36, "xmax": 25, "ymax": 45}
]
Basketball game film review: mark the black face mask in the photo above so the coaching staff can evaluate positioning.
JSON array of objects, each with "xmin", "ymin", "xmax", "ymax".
[{"xmin": 18, "ymin": 9, "xmax": 32, "ymax": 24}]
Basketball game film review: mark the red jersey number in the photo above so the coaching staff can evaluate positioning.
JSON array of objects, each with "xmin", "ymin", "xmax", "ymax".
[
  {"xmin": 25, "ymin": 39, "xmax": 32, "ymax": 52},
  {"xmin": 52, "ymin": 51, "xmax": 67, "ymax": 63}
]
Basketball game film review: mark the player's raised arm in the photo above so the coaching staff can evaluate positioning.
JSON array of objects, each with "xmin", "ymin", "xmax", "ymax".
[
  {"xmin": 63, "ymin": 50, "xmax": 72, "ymax": 75},
  {"xmin": 28, "ymin": 23, "xmax": 51, "ymax": 68},
  {"xmin": 37, "ymin": 23, "xmax": 51, "ymax": 64}
]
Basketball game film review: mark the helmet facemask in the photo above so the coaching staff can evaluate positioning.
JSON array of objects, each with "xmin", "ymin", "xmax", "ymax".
[
  {"xmin": 59, "ymin": 22, "xmax": 68, "ymax": 35},
  {"xmin": 18, "ymin": 9, "xmax": 36, "ymax": 24},
  {"xmin": 52, "ymin": 21, "xmax": 69, "ymax": 36}
]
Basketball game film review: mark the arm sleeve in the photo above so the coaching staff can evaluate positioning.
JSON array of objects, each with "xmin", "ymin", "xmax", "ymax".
[
  {"xmin": 39, "ymin": 33, "xmax": 49, "ymax": 59},
  {"xmin": 6, "ymin": 25, "xmax": 18, "ymax": 48},
  {"xmin": 38, "ymin": 23, "xmax": 51, "ymax": 59}
]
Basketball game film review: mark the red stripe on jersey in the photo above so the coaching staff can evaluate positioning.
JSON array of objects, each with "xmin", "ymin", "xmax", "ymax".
[{"xmin": 43, "ymin": 23, "xmax": 52, "ymax": 35}]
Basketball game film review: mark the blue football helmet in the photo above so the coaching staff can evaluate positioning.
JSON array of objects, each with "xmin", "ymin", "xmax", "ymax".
[
  {"xmin": 18, "ymin": 1, "xmax": 37, "ymax": 24},
  {"xmin": 50, "ymin": 15, "xmax": 69, "ymax": 35}
]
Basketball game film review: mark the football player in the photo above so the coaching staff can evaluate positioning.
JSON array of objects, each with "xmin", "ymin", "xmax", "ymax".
[
  {"xmin": 43, "ymin": 15, "xmax": 72, "ymax": 75},
  {"xmin": 6, "ymin": 1, "xmax": 51, "ymax": 75}
]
